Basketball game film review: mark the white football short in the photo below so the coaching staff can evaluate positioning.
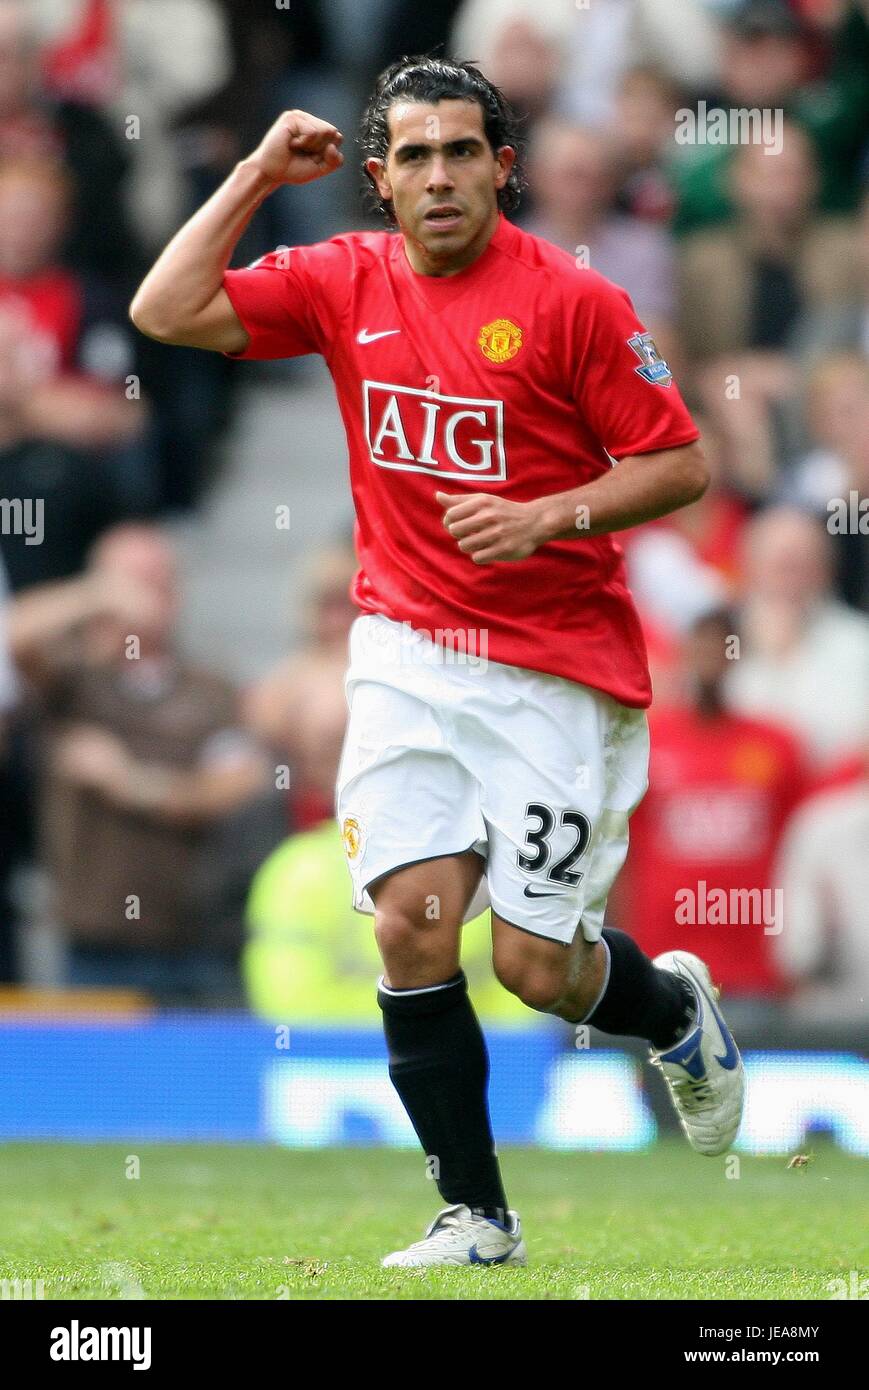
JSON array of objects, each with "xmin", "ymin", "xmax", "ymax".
[{"xmin": 335, "ymin": 613, "xmax": 649, "ymax": 946}]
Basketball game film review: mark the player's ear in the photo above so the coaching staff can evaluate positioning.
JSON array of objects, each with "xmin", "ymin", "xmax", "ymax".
[
  {"xmin": 365, "ymin": 157, "xmax": 391, "ymax": 201},
  {"xmin": 493, "ymin": 145, "xmax": 516, "ymax": 192}
]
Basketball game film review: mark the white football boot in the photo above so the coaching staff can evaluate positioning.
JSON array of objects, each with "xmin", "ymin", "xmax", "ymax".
[
  {"xmin": 649, "ymin": 950, "xmax": 744, "ymax": 1156},
  {"xmin": 382, "ymin": 1204, "xmax": 526, "ymax": 1268}
]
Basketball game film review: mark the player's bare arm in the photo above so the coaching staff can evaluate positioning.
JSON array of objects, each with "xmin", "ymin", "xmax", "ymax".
[
  {"xmin": 437, "ymin": 440, "xmax": 709, "ymax": 564},
  {"xmin": 128, "ymin": 110, "xmax": 343, "ymax": 352}
]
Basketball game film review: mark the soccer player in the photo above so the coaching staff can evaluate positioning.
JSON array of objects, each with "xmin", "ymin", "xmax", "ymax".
[{"xmin": 130, "ymin": 58, "xmax": 745, "ymax": 1268}]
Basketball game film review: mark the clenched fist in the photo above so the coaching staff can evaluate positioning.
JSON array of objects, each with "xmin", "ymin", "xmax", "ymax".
[
  {"xmin": 436, "ymin": 490, "xmax": 548, "ymax": 563},
  {"xmin": 248, "ymin": 110, "xmax": 344, "ymax": 187}
]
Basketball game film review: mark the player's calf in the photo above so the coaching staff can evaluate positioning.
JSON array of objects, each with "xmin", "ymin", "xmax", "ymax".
[
  {"xmin": 492, "ymin": 920, "xmax": 614, "ymax": 1024},
  {"xmin": 491, "ymin": 955, "xmax": 575, "ymax": 1015},
  {"xmin": 373, "ymin": 853, "xmax": 515, "ymax": 1263}
]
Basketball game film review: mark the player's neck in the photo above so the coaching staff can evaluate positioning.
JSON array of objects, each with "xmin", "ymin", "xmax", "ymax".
[{"xmin": 401, "ymin": 210, "xmax": 500, "ymax": 278}]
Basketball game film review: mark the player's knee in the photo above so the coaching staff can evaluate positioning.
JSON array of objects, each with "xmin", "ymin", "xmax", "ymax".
[
  {"xmin": 375, "ymin": 907, "xmax": 445, "ymax": 977},
  {"xmin": 494, "ymin": 957, "xmax": 563, "ymax": 1014}
]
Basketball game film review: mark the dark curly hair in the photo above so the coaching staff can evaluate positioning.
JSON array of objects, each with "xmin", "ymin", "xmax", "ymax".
[{"xmin": 359, "ymin": 55, "xmax": 526, "ymax": 226}]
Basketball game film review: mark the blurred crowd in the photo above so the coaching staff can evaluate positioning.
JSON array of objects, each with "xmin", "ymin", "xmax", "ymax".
[{"xmin": 0, "ymin": 0, "xmax": 867, "ymax": 1030}]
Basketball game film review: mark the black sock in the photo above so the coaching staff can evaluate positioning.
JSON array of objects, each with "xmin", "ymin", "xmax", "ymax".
[
  {"xmin": 378, "ymin": 970, "xmax": 507, "ymax": 1221},
  {"xmin": 583, "ymin": 929, "xmax": 695, "ymax": 1050}
]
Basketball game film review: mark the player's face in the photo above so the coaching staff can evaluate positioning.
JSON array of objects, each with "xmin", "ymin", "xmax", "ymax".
[{"xmin": 367, "ymin": 100, "xmax": 515, "ymax": 274}]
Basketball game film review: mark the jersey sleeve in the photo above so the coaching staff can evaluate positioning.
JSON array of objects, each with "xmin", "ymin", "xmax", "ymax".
[
  {"xmin": 568, "ymin": 273, "xmax": 699, "ymax": 460},
  {"xmin": 222, "ymin": 238, "xmax": 350, "ymax": 361}
]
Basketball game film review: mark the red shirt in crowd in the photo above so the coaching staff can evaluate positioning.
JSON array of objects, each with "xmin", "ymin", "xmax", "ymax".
[
  {"xmin": 0, "ymin": 267, "xmax": 82, "ymax": 377},
  {"xmin": 626, "ymin": 705, "xmax": 806, "ymax": 994}
]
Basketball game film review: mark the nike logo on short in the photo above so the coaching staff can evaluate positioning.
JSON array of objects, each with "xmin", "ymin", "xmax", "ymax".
[
  {"xmin": 523, "ymin": 885, "xmax": 561, "ymax": 899},
  {"xmin": 357, "ymin": 327, "xmax": 401, "ymax": 344}
]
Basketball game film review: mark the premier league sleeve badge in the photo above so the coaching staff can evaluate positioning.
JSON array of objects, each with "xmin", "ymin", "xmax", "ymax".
[{"xmin": 627, "ymin": 331, "xmax": 673, "ymax": 388}]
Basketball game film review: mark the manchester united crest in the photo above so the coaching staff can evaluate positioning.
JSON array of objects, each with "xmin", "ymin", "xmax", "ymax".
[
  {"xmin": 478, "ymin": 318, "xmax": 522, "ymax": 364},
  {"xmin": 341, "ymin": 815, "xmax": 364, "ymax": 861},
  {"xmin": 728, "ymin": 742, "xmax": 780, "ymax": 786}
]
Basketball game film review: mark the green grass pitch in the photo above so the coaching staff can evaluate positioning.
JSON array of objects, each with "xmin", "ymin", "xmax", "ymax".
[{"xmin": 1, "ymin": 1141, "xmax": 866, "ymax": 1300}]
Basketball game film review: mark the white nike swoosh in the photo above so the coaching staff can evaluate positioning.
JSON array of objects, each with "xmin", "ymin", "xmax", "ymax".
[{"xmin": 357, "ymin": 327, "xmax": 401, "ymax": 344}]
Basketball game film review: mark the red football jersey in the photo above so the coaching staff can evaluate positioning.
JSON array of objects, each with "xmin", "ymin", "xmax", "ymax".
[
  {"xmin": 223, "ymin": 214, "xmax": 699, "ymax": 707},
  {"xmin": 626, "ymin": 707, "xmax": 806, "ymax": 993},
  {"xmin": 0, "ymin": 268, "xmax": 82, "ymax": 376}
]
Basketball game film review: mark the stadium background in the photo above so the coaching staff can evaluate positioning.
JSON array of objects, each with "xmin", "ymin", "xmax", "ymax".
[{"xmin": 0, "ymin": 0, "xmax": 867, "ymax": 1163}]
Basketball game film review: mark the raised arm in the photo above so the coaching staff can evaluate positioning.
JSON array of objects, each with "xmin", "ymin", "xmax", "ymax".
[{"xmin": 129, "ymin": 111, "xmax": 344, "ymax": 353}]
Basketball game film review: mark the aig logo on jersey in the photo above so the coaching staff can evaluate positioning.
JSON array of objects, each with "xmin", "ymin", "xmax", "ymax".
[
  {"xmin": 627, "ymin": 331, "xmax": 672, "ymax": 388},
  {"xmin": 363, "ymin": 380, "xmax": 506, "ymax": 481}
]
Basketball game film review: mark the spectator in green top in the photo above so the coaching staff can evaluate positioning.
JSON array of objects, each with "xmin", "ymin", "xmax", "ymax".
[{"xmin": 672, "ymin": 0, "xmax": 869, "ymax": 236}]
